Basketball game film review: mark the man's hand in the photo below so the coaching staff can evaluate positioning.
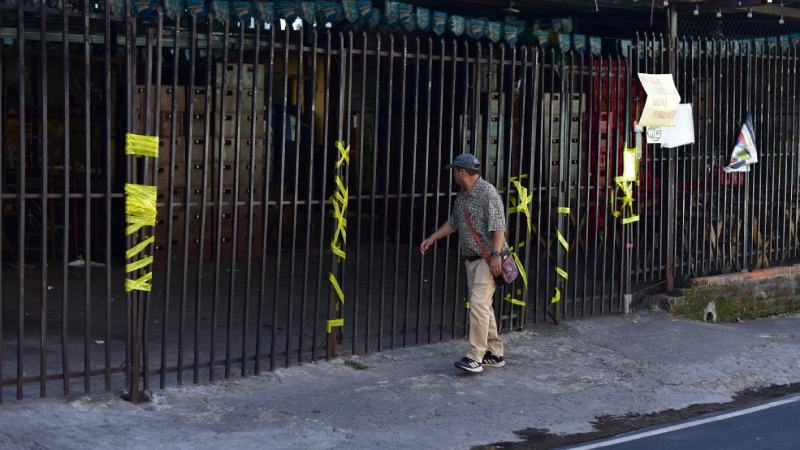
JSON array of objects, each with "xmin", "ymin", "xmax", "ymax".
[
  {"xmin": 419, "ymin": 237, "xmax": 436, "ymax": 254},
  {"xmin": 489, "ymin": 255, "xmax": 502, "ymax": 277}
]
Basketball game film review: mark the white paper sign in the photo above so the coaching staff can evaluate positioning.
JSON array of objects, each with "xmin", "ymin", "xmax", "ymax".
[
  {"xmin": 660, "ymin": 104, "xmax": 695, "ymax": 148},
  {"xmin": 637, "ymin": 73, "xmax": 681, "ymax": 128}
]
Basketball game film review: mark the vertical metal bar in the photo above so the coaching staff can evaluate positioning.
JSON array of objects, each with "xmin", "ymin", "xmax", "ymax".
[
  {"xmin": 694, "ymin": 39, "xmax": 703, "ymax": 275},
  {"xmin": 634, "ymin": 35, "xmax": 643, "ymax": 285},
  {"xmin": 179, "ymin": 9, "xmax": 199, "ymax": 388},
  {"xmin": 658, "ymin": 34, "xmax": 667, "ymax": 282},
  {"xmin": 210, "ymin": 16, "xmax": 230, "ymax": 382},
  {"xmin": 256, "ymin": 25, "xmax": 276, "ymax": 372},
  {"xmin": 495, "ymin": 43, "xmax": 506, "ymax": 327},
  {"xmin": 508, "ymin": 45, "xmax": 523, "ymax": 327},
  {"xmin": 326, "ymin": 31, "xmax": 348, "ymax": 360},
  {"xmin": 701, "ymin": 39, "xmax": 709, "ymax": 275},
  {"xmin": 103, "ymin": 0, "xmax": 113, "ymax": 393},
  {"xmin": 440, "ymin": 38, "xmax": 458, "ymax": 340},
  {"xmin": 39, "ymin": 0, "xmax": 50, "ymax": 398},
  {"xmin": 534, "ymin": 48, "xmax": 547, "ymax": 322},
  {"xmin": 763, "ymin": 48, "xmax": 773, "ymax": 268},
  {"xmin": 524, "ymin": 47, "xmax": 540, "ymax": 325},
  {"xmin": 272, "ymin": 27, "xmax": 290, "ymax": 368},
  {"xmin": 601, "ymin": 55, "xmax": 612, "ymax": 313},
  {"xmin": 722, "ymin": 40, "xmax": 731, "ymax": 271},
  {"xmin": 286, "ymin": 25, "xmax": 304, "ymax": 366},
  {"xmin": 365, "ymin": 34, "xmax": 381, "ymax": 353},
  {"xmin": 448, "ymin": 39, "xmax": 465, "ymax": 337},
  {"xmin": 124, "ymin": 0, "xmax": 135, "ymax": 397},
  {"xmin": 193, "ymin": 14, "xmax": 215, "ymax": 384},
  {"xmin": 299, "ymin": 27, "xmax": 318, "ymax": 362},
  {"xmin": 779, "ymin": 44, "xmax": 788, "ymax": 263},
  {"xmin": 390, "ymin": 35, "xmax": 408, "ymax": 350},
  {"xmin": 417, "ymin": 37, "xmax": 433, "ymax": 344},
  {"xmin": 583, "ymin": 49, "xmax": 594, "ymax": 315},
  {"xmin": 792, "ymin": 47, "xmax": 799, "ymax": 260},
  {"xmin": 352, "ymin": 32, "xmax": 368, "ymax": 354},
  {"xmin": 311, "ymin": 29, "xmax": 330, "ymax": 361},
  {"xmin": 680, "ymin": 37, "xmax": 688, "ymax": 278},
  {"xmin": 143, "ymin": 10, "xmax": 164, "ymax": 393},
  {"xmin": 242, "ymin": 17, "xmax": 262, "ymax": 373},
  {"xmin": 573, "ymin": 51, "xmax": 585, "ymax": 317},
  {"xmin": 558, "ymin": 49, "xmax": 571, "ymax": 319},
  {"xmin": 378, "ymin": 34, "xmax": 394, "ymax": 353},
  {"xmin": 61, "ymin": 1, "xmax": 71, "ymax": 398},
  {"xmin": 15, "ymin": 0, "xmax": 26, "ymax": 403},
  {"xmin": 591, "ymin": 55, "xmax": 602, "ymax": 314},
  {"xmin": 82, "ymin": 0, "xmax": 92, "ymax": 395},
  {"xmin": 161, "ymin": 8, "xmax": 182, "ymax": 389},
  {"xmin": 779, "ymin": 45, "xmax": 790, "ymax": 262},
  {"xmin": 430, "ymin": 37, "xmax": 444, "ymax": 342},
  {"xmin": 710, "ymin": 40, "xmax": 719, "ymax": 273},
  {"xmin": 726, "ymin": 39, "xmax": 745, "ymax": 271},
  {"xmin": 544, "ymin": 49, "xmax": 555, "ymax": 320},
  {"xmin": 0, "ymin": 28, "xmax": 5, "ymax": 404},
  {"xmin": 402, "ymin": 37, "xmax": 420, "ymax": 348},
  {"xmin": 225, "ymin": 14, "xmax": 246, "ymax": 378},
  {"xmin": 298, "ymin": 27, "xmax": 317, "ymax": 362}
]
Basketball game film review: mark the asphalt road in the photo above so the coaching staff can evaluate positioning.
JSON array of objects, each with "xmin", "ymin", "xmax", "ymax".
[{"xmin": 572, "ymin": 394, "xmax": 800, "ymax": 450}]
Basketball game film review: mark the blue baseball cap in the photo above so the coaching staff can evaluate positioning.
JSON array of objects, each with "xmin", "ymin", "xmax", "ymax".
[{"xmin": 445, "ymin": 153, "xmax": 481, "ymax": 170}]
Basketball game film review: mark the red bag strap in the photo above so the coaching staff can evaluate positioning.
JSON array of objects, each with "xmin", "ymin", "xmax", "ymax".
[{"xmin": 463, "ymin": 208, "xmax": 491, "ymax": 262}]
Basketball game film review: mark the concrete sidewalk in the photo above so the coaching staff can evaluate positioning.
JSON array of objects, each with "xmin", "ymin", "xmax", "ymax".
[{"xmin": 1, "ymin": 311, "xmax": 799, "ymax": 449}]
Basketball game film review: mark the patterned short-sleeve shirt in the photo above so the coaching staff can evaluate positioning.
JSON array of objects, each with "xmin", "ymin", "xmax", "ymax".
[{"xmin": 447, "ymin": 178, "xmax": 508, "ymax": 258}]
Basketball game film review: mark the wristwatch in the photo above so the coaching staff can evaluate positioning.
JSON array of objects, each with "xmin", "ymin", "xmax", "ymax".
[{"xmin": 490, "ymin": 251, "xmax": 502, "ymax": 258}]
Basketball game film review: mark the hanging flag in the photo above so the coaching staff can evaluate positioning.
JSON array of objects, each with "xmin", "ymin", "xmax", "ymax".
[{"xmin": 724, "ymin": 113, "xmax": 758, "ymax": 173}]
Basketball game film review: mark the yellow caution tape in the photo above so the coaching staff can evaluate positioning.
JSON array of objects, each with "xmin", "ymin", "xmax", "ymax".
[
  {"xmin": 126, "ymin": 255, "xmax": 154, "ymax": 273},
  {"xmin": 125, "ymin": 184, "xmax": 157, "ymax": 236},
  {"xmin": 504, "ymin": 295, "xmax": 526, "ymax": 307},
  {"xmin": 328, "ymin": 141, "xmax": 350, "ymax": 333},
  {"xmin": 550, "ymin": 287, "xmax": 561, "ymax": 304},
  {"xmin": 329, "ymin": 272, "xmax": 345, "ymax": 305},
  {"xmin": 509, "ymin": 176, "xmax": 533, "ymax": 235},
  {"xmin": 125, "ymin": 133, "xmax": 159, "ymax": 158},
  {"xmin": 125, "ymin": 235, "xmax": 154, "ymax": 260},
  {"xmin": 506, "ymin": 178, "xmax": 531, "ymax": 307},
  {"xmin": 326, "ymin": 318, "xmax": 344, "ymax": 333},
  {"xmin": 124, "ymin": 183, "xmax": 157, "ymax": 293},
  {"xmin": 329, "ymin": 174, "xmax": 349, "ymax": 260},
  {"xmin": 335, "ymin": 140, "xmax": 350, "ymax": 169},
  {"xmin": 556, "ymin": 229, "xmax": 569, "ymax": 252},
  {"xmin": 612, "ymin": 145, "xmax": 639, "ymax": 225},
  {"xmin": 508, "ymin": 242, "xmax": 528, "ymax": 289},
  {"xmin": 126, "ymin": 272, "xmax": 153, "ymax": 293},
  {"xmin": 550, "ymin": 204, "xmax": 572, "ymax": 305}
]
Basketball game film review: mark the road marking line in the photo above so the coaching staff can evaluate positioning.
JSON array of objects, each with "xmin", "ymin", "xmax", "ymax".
[{"xmin": 569, "ymin": 394, "xmax": 800, "ymax": 449}]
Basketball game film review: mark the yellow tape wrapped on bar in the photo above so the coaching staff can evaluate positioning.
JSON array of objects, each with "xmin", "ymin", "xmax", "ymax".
[
  {"xmin": 508, "ymin": 242, "xmax": 528, "ymax": 289},
  {"xmin": 509, "ymin": 176, "xmax": 533, "ymax": 235},
  {"xmin": 549, "ymin": 205, "xmax": 572, "ymax": 305},
  {"xmin": 125, "ymin": 133, "xmax": 159, "ymax": 158},
  {"xmin": 504, "ymin": 295, "xmax": 526, "ymax": 307},
  {"xmin": 328, "ymin": 141, "xmax": 350, "ymax": 333},
  {"xmin": 326, "ymin": 318, "xmax": 344, "ymax": 333},
  {"xmin": 612, "ymin": 145, "xmax": 640, "ymax": 224},
  {"xmin": 124, "ymin": 183, "xmax": 158, "ymax": 293}
]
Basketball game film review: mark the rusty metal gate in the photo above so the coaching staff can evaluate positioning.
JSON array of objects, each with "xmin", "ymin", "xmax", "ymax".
[{"xmin": 2, "ymin": 1, "xmax": 799, "ymax": 402}]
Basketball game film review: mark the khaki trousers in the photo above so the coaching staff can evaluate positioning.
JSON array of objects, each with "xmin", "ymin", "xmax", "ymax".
[{"xmin": 464, "ymin": 259, "xmax": 504, "ymax": 362}]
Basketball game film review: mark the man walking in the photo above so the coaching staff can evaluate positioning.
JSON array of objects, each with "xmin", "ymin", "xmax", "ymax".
[{"xmin": 419, "ymin": 154, "xmax": 507, "ymax": 374}]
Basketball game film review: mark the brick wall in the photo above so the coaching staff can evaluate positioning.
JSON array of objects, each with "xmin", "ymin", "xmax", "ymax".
[{"xmin": 670, "ymin": 264, "xmax": 800, "ymax": 321}]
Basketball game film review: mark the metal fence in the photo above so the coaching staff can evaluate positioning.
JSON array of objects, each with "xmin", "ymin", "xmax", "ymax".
[{"xmin": 1, "ymin": 3, "xmax": 799, "ymax": 403}]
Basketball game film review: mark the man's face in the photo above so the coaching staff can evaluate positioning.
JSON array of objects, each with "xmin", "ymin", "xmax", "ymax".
[{"xmin": 452, "ymin": 168, "xmax": 464, "ymax": 188}]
